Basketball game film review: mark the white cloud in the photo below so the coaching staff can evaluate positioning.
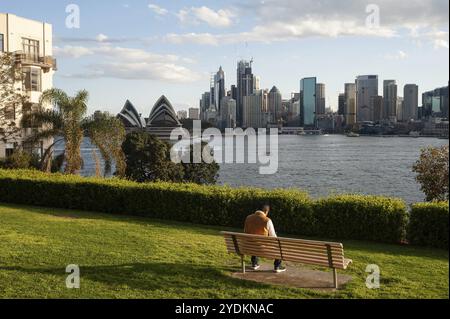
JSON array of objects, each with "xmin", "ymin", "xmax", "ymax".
[
  {"xmin": 177, "ymin": 6, "xmax": 236, "ymax": 28},
  {"xmin": 384, "ymin": 50, "xmax": 408, "ymax": 60},
  {"xmin": 55, "ymin": 45, "xmax": 201, "ymax": 83},
  {"xmin": 148, "ymin": 3, "xmax": 168, "ymax": 16},
  {"xmin": 167, "ymin": 0, "xmax": 448, "ymax": 46}
]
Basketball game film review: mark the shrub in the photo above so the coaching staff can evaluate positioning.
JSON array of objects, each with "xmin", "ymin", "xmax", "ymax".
[
  {"xmin": 408, "ymin": 202, "xmax": 449, "ymax": 249},
  {"xmin": 0, "ymin": 169, "xmax": 409, "ymax": 244},
  {"xmin": 313, "ymin": 195, "xmax": 408, "ymax": 243}
]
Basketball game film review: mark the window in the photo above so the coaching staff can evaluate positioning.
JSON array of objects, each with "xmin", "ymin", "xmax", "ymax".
[
  {"xmin": 0, "ymin": 34, "xmax": 4, "ymax": 52},
  {"xmin": 4, "ymin": 104, "xmax": 16, "ymax": 121},
  {"xmin": 23, "ymin": 67, "xmax": 41, "ymax": 92},
  {"xmin": 22, "ymin": 103, "xmax": 40, "ymax": 128},
  {"xmin": 22, "ymin": 38, "xmax": 39, "ymax": 61}
]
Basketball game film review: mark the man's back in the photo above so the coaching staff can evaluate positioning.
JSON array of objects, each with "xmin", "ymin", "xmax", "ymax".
[{"xmin": 244, "ymin": 211, "xmax": 271, "ymax": 236}]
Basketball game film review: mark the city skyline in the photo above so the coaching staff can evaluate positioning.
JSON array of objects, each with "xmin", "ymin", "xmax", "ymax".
[{"xmin": 0, "ymin": 0, "xmax": 448, "ymax": 115}]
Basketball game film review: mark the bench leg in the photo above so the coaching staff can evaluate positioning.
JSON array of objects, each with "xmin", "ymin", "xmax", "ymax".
[
  {"xmin": 241, "ymin": 255, "xmax": 245, "ymax": 274},
  {"xmin": 332, "ymin": 268, "xmax": 338, "ymax": 289}
]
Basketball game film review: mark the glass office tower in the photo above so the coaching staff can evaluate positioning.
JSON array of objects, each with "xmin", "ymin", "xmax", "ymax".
[{"xmin": 300, "ymin": 77, "xmax": 317, "ymax": 127}]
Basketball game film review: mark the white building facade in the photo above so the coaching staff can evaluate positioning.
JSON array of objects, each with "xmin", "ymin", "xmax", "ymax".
[{"xmin": 0, "ymin": 13, "xmax": 56, "ymax": 158}]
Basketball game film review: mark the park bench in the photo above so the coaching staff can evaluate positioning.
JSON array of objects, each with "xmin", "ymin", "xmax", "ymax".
[{"xmin": 221, "ymin": 231, "xmax": 352, "ymax": 289}]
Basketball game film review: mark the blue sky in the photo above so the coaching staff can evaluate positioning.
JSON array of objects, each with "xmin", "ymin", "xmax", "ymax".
[{"xmin": 1, "ymin": 0, "xmax": 449, "ymax": 115}]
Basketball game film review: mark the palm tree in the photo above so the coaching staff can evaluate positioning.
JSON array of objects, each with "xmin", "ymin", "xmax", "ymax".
[{"xmin": 21, "ymin": 88, "xmax": 126, "ymax": 176}]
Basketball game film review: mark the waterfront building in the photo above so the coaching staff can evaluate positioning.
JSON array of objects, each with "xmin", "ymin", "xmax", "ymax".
[
  {"xmin": 402, "ymin": 84, "xmax": 419, "ymax": 122},
  {"xmin": 0, "ymin": 13, "xmax": 57, "ymax": 158},
  {"xmin": 344, "ymin": 83, "xmax": 357, "ymax": 126},
  {"xmin": 422, "ymin": 85, "xmax": 449, "ymax": 119},
  {"xmin": 146, "ymin": 96, "xmax": 186, "ymax": 141},
  {"xmin": 243, "ymin": 90, "xmax": 263, "ymax": 129},
  {"xmin": 383, "ymin": 80, "xmax": 398, "ymax": 121},
  {"xmin": 316, "ymin": 83, "xmax": 326, "ymax": 115},
  {"xmin": 188, "ymin": 108, "xmax": 200, "ymax": 120},
  {"xmin": 356, "ymin": 75, "xmax": 378, "ymax": 122},
  {"xmin": 118, "ymin": 100, "xmax": 146, "ymax": 128},
  {"xmin": 370, "ymin": 96, "xmax": 384, "ymax": 123},
  {"xmin": 300, "ymin": 77, "xmax": 317, "ymax": 127},
  {"xmin": 236, "ymin": 60, "xmax": 254, "ymax": 126},
  {"xmin": 268, "ymin": 86, "xmax": 282, "ymax": 123}
]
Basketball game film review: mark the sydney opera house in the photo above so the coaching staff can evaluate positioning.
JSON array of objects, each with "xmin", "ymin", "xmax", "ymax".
[{"xmin": 118, "ymin": 96, "xmax": 188, "ymax": 141}]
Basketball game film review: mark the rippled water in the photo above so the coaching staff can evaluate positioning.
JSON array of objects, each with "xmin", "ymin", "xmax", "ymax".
[{"xmin": 62, "ymin": 135, "xmax": 448, "ymax": 204}]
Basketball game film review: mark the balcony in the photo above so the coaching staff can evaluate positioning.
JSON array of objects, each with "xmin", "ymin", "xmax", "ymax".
[{"xmin": 14, "ymin": 51, "xmax": 57, "ymax": 72}]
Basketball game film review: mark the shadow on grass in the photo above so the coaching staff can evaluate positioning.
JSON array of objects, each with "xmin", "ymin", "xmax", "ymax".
[{"xmin": 0, "ymin": 262, "xmax": 275, "ymax": 292}]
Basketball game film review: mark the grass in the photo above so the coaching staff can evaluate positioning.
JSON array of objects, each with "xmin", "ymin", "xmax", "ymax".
[{"xmin": 0, "ymin": 203, "xmax": 448, "ymax": 299}]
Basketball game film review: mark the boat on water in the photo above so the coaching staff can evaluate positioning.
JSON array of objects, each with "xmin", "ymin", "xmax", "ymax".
[{"xmin": 346, "ymin": 132, "xmax": 360, "ymax": 137}]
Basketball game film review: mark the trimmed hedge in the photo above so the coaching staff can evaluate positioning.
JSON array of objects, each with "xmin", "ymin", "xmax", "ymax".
[
  {"xmin": 408, "ymin": 202, "xmax": 449, "ymax": 249},
  {"xmin": 0, "ymin": 169, "xmax": 409, "ymax": 244}
]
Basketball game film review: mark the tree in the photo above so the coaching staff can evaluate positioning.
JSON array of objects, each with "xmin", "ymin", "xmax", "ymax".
[
  {"xmin": 413, "ymin": 146, "xmax": 449, "ymax": 202},
  {"xmin": 122, "ymin": 131, "xmax": 183, "ymax": 183},
  {"xmin": 21, "ymin": 88, "xmax": 126, "ymax": 176},
  {"xmin": 0, "ymin": 52, "xmax": 28, "ymax": 147},
  {"xmin": 181, "ymin": 142, "xmax": 220, "ymax": 185},
  {"xmin": 122, "ymin": 131, "xmax": 219, "ymax": 185}
]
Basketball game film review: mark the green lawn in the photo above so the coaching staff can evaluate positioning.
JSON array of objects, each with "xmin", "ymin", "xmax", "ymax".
[{"xmin": 0, "ymin": 203, "xmax": 448, "ymax": 299}]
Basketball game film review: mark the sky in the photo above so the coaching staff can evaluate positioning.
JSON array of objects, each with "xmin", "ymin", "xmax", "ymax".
[{"xmin": 1, "ymin": 0, "xmax": 449, "ymax": 115}]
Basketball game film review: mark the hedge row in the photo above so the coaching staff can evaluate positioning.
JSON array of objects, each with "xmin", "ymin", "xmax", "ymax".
[
  {"xmin": 0, "ymin": 169, "xmax": 413, "ymax": 245},
  {"xmin": 408, "ymin": 202, "xmax": 449, "ymax": 249}
]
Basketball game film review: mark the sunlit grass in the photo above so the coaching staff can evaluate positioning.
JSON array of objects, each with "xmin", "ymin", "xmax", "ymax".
[{"xmin": 0, "ymin": 203, "xmax": 448, "ymax": 299}]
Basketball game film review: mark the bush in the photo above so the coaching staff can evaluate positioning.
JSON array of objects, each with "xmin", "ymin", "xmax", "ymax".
[
  {"xmin": 0, "ymin": 169, "xmax": 409, "ymax": 244},
  {"xmin": 0, "ymin": 151, "xmax": 39, "ymax": 170},
  {"xmin": 408, "ymin": 202, "xmax": 449, "ymax": 249},
  {"xmin": 314, "ymin": 195, "xmax": 409, "ymax": 243}
]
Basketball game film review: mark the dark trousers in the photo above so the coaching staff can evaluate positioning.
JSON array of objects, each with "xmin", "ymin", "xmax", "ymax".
[{"xmin": 251, "ymin": 256, "xmax": 282, "ymax": 269}]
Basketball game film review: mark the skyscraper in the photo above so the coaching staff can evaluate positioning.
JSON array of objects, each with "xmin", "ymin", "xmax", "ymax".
[
  {"xmin": 220, "ymin": 96, "xmax": 236, "ymax": 129},
  {"xmin": 403, "ymin": 84, "xmax": 419, "ymax": 121},
  {"xmin": 338, "ymin": 93, "xmax": 345, "ymax": 116},
  {"xmin": 356, "ymin": 75, "xmax": 378, "ymax": 122},
  {"xmin": 300, "ymin": 77, "xmax": 317, "ymax": 127},
  {"xmin": 243, "ymin": 90, "xmax": 263, "ymax": 129},
  {"xmin": 383, "ymin": 80, "xmax": 397, "ymax": 121},
  {"xmin": 371, "ymin": 96, "xmax": 384, "ymax": 122},
  {"xmin": 268, "ymin": 86, "xmax": 282, "ymax": 123},
  {"xmin": 236, "ymin": 60, "xmax": 254, "ymax": 127},
  {"xmin": 344, "ymin": 83, "xmax": 357, "ymax": 126},
  {"xmin": 214, "ymin": 66, "xmax": 225, "ymax": 113},
  {"xmin": 316, "ymin": 83, "xmax": 326, "ymax": 115}
]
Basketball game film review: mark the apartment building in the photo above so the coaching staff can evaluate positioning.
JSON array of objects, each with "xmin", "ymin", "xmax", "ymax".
[{"xmin": 0, "ymin": 13, "xmax": 56, "ymax": 158}]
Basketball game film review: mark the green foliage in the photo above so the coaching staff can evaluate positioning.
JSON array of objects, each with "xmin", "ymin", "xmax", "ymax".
[
  {"xmin": 181, "ymin": 142, "xmax": 219, "ymax": 185},
  {"xmin": 0, "ymin": 151, "xmax": 39, "ymax": 170},
  {"xmin": 408, "ymin": 202, "xmax": 449, "ymax": 249},
  {"xmin": 122, "ymin": 131, "xmax": 219, "ymax": 185},
  {"xmin": 314, "ymin": 195, "xmax": 409, "ymax": 243},
  {"xmin": 123, "ymin": 132, "xmax": 184, "ymax": 183},
  {"xmin": 412, "ymin": 146, "xmax": 449, "ymax": 202},
  {"xmin": 0, "ymin": 169, "xmax": 412, "ymax": 244}
]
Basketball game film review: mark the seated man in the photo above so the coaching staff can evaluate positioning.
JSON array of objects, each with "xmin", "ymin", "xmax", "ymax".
[{"xmin": 244, "ymin": 204, "xmax": 286, "ymax": 273}]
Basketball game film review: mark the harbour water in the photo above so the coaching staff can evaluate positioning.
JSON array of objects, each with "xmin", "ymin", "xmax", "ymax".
[{"xmin": 63, "ymin": 135, "xmax": 448, "ymax": 204}]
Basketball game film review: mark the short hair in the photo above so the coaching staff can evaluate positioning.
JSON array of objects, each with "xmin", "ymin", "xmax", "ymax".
[{"xmin": 262, "ymin": 204, "xmax": 271, "ymax": 210}]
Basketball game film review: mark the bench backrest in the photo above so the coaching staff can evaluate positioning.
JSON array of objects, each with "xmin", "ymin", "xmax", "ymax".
[{"xmin": 221, "ymin": 231, "xmax": 347, "ymax": 270}]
